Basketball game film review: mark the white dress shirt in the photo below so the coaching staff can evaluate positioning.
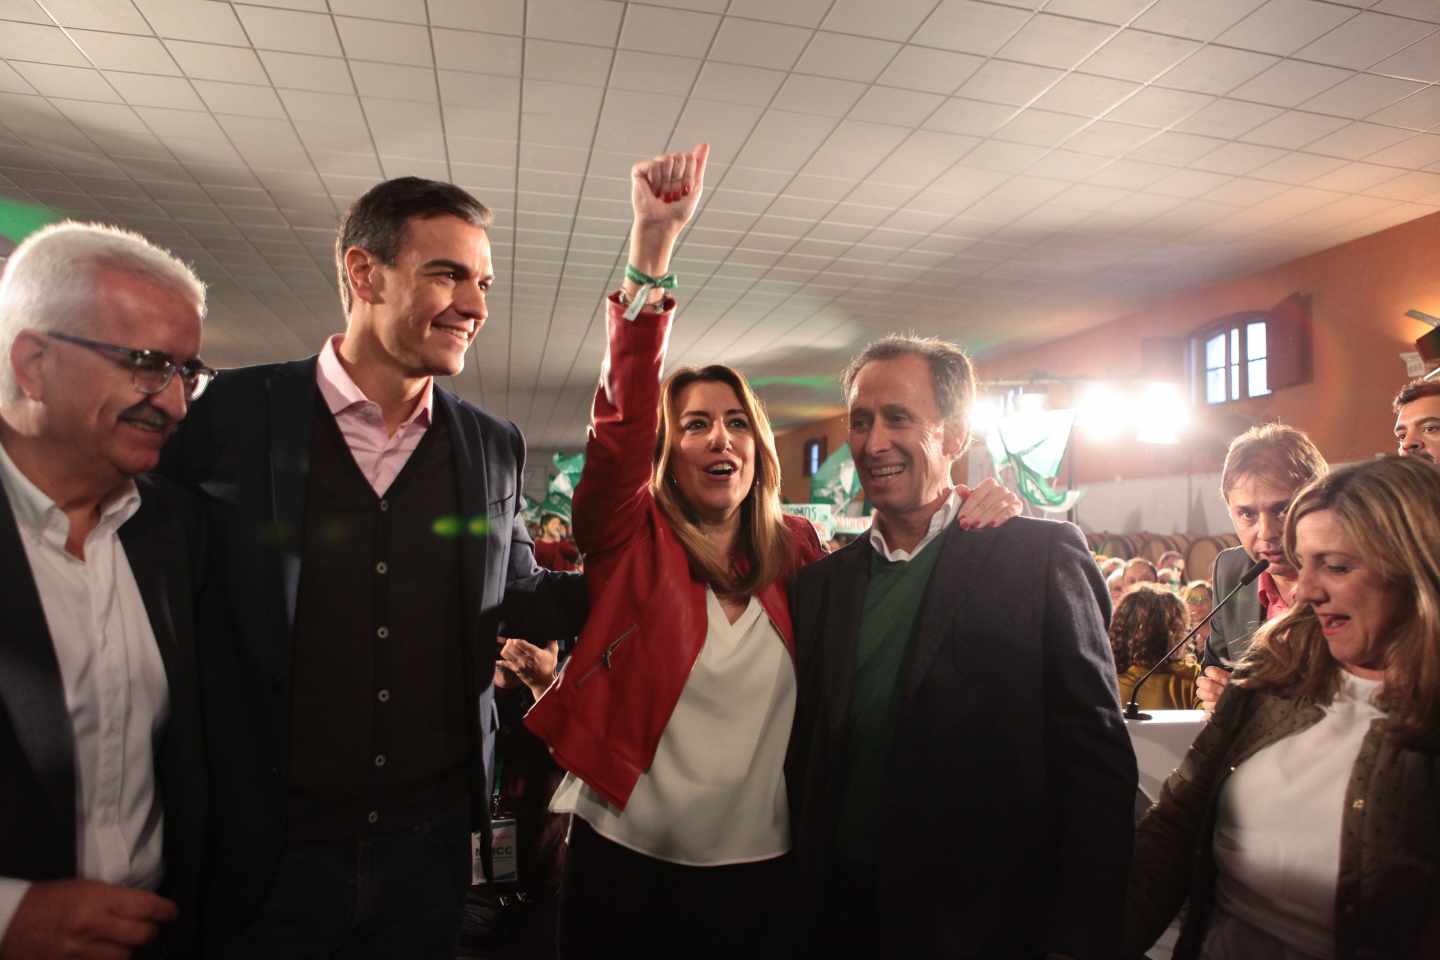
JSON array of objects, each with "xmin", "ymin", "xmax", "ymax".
[
  {"xmin": 1210, "ymin": 672, "xmax": 1385, "ymax": 959},
  {"xmin": 551, "ymin": 589, "xmax": 795, "ymax": 865},
  {"xmin": 867, "ymin": 487, "xmax": 961, "ymax": 562},
  {"xmin": 0, "ymin": 441, "xmax": 169, "ymax": 943}
]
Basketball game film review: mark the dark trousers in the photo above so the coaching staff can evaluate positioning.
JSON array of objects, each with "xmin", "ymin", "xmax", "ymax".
[
  {"xmin": 213, "ymin": 813, "xmax": 471, "ymax": 960},
  {"xmin": 816, "ymin": 857, "xmax": 884, "ymax": 954},
  {"xmin": 557, "ymin": 817, "xmax": 792, "ymax": 960}
]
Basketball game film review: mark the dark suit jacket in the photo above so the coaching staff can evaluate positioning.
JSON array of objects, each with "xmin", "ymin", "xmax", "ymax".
[
  {"xmin": 1207, "ymin": 545, "xmax": 1263, "ymax": 663},
  {"xmin": 0, "ymin": 474, "xmax": 206, "ymax": 957},
  {"xmin": 157, "ymin": 357, "xmax": 583, "ymax": 943},
  {"xmin": 785, "ymin": 518, "xmax": 1138, "ymax": 959}
]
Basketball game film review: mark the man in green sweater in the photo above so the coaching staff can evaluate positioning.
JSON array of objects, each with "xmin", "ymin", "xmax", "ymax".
[{"xmin": 785, "ymin": 335, "xmax": 1137, "ymax": 960}]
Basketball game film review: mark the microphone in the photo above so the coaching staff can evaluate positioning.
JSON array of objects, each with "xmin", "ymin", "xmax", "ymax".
[{"xmin": 1123, "ymin": 557, "xmax": 1269, "ymax": 721}]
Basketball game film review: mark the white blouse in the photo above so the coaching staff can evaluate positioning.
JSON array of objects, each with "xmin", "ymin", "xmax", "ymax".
[
  {"xmin": 550, "ymin": 589, "xmax": 795, "ymax": 866},
  {"xmin": 1210, "ymin": 672, "xmax": 1385, "ymax": 960}
]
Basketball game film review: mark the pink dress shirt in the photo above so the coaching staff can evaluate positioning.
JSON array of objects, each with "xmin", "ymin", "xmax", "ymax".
[
  {"xmin": 315, "ymin": 335, "xmax": 433, "ymax": 496},
  {"xmin": 1256, "ymin": 570, "xmax": 1294, "ymax": 624}
]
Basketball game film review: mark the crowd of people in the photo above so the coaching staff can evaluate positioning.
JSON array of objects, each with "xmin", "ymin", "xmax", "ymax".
[{"xmin": 1, "ymin": 139, "xmax": 1437, "ymax": 960}]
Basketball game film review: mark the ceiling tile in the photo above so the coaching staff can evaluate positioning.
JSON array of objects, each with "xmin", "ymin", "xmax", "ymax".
[
  {"xmin": 259, "ymin": 51, "xmax": 354, "ymax": 95},
  {"xmin": 1033, "ymin": 73, "xmax": 1139, "ymax": 117},
  {"xmin": 1104, "ymin": 86, "xmax": 1212, "ymax": 128},
  {"xmin": 1362, "ymin": 169, "xmax": 1440, "ymax": 199},
  {"xmin": 67, "ymin": 30, "xmax": 181, "ymax": 74},
  {"xmin": 1301, "ymin": 73, "xmax": 1423, "ymax": 118},
  {"xmin": 917, "ymin": 0, "xmax": 1030, "ymax": 57},
  {"xmin": 1127, "ymin": 130, "xmax": 1226, "ymax": 164},
  {"xmin": 0, "ymin": 23, "xmax": 88, "ymax": 65},
  {"xmin": 133, "ymin": 0, "xmax": 246, "ymax": 45},
  {"xmin": 527, "ymin": 0, "xmax": 623, "ymax": 45},
  {"xmin": 106, "ymin": 71, "xmax": 204, "ymax": 109},
  {"xmin": 821, "ymin": 0, "xmax": 939, "ymax": 40},
  {"xmin": 611, "ymin": 52, "xmax": 701, "ymax": 93},
  {"xmin": 729, "ymin": 0, "xmax": 829, "ymax": 28},
  {"xmin": 805, "ymin": 120, "xmax": 911, "ymax": 178},
  {"xmin": 1367, "ymin": 133, "xmax": 1440, "ymax": 167},
  {"xmin": 1153, "ymin": 45, "xmax": 1277, "ymax": 95},
  {"xmin": 1063, "ymin": 119, "xmax": 1154, "ymax": 155},
  {"xmin": 1214, "ymin": 0, "xmax": 1359, "ymax": 56},
  {"xmin": 1368, "ymin": 87, "xmax": 1440, "ymax": 129},
  {"xmin": 997, "ymin": 14, "xmax": 1116, "ymax": 70},
  {"xmin": 1371, "ymin": 31, "xmax": 1440, "ymax": 82},
  {"xmin": 994, "ymin": 108, "xmax": 1090, "ymax": 146},
  {"xmin": 957, "ymin": 60, "xmax": 1063, "ymax": 106},
  {"xmin": 235, "ymin": 6, "xmax": 342, "ymax": 57},
  {"xmin": 1132, "ymin": 0, "xmax": 1267, "ymax": 40},
  {"xmin": 1309, "ymin": 161, "xmax": 1406, "ymax": 192},
  {"xmin": 962, "ymin": 140, "xmax": 1047, "ymax": 173},
  {"xmin": 11, "ymin": 62, "xmax": 120, "ymax": 101},
  {"xmin": 924, "ymin": 97, "xmax": 1018, "ymax": 136},
  {"xmin": 350, "ymin": 61, "xmax": 438, "ymax": 102},
  {"xmin": 1044, "ymin": 0, "xmax": 1153, "ymax": 25},
  {"xmin": 1080, "ymin": 30, "xmax": 1200, "ymax": 83},
  {"xmin": 731, "ymin": 108, "xmax": 834, "ymax": 171},
  {"xmin": 163, "ymin": 40, "xmax": 268, "ymax": 84},
  {"xmin": 0, "ymin": 0, "xmax": 48, "ymax": 23},
  {"xmin": 329, "ymin": 0, "xmax": 427, "ymax": 23},
  {"xmin": 428, "ymin": 0, "xmax": 524, "ymax": 34},
  {"xmin": 709, "ymin": 16, "xmax": 810, "ymax": 70},
  {"xmin": 364, "ymin": 98, "xmax": 445, "ymax": 159},
  {"xmin": 1229, "ymin": 59, "xmax": 1351, "ymax": 106},
  {"xmin": 1176, "ymin": 98, "xmax": 1282, "ymax": 139},
  {"xmin": 1085, "ymin": 157, "xmax": 1174, "ymax": 188},
  {"xmin": 794, "ymin": 32, "xmax": 900, "ymax": 82},
  {"xmin": 523, "ymin": 39, "xmax": 611, "ymax": 85},
  {"xmin": 1239, "ymin": 109, "xmax": 1350, "ymax": 148},
  {"xmin": 691, "ymin": 61, "xmax": 785, "ymax": 107},
  {"xmin": 1026, "ymin": 148, "xmax": 1111, "ymax": 179},
  {"xmin": 335, "ymin": 16, "xmax": 430, "ymax": 66},
  {"xmin": 1252, "ymin": 151, "xmax": 1348, "ymax": 184},
  {"xmin": 877, "ymin": 46, "xmax": 983, "ymax": 95},
  {"xmin": 1147, "ymin": 168, "xmax": 1235, "ymax": 198},
  {"xmin": 280, "ymin": 89, "xmax": 372, "ymax": 153},
  {"xmin": 1304, "ymin": 121, "xmax": 1415, "ymax": 159},
  {"xmin": 0, "ymin": 62, "xmax": 35, "ymax": 94},
  {"xmin": 44, "ymin": 0, "xmax": 150, "ymax": 33},
  {"xmin": 194, "ymin": 79, "xmax": 288, "ymax": 118},
  {"xmin": 1205, "ymin": 175, "xmax": 1290, "ymax": 202},
  {"xmin": 618, "ymin": 5, "xmax": 718, "ymax": 59},
  {"xmin": 431, "ymin": 29, "xmax": 521, "ymax": 75},
  {"xmin": 1372, "ymin": 0, "xmax": 1440, "ymax": 21},
  {"xmin": 1296, "ymin": 11, "xmax": 1435, "ymax": 69},
  {"xmin": 847, "ymin": 86, "xmax": 944, "ymax": 126},
  {"xmin": 869, "ymin": 130, "xmax": 979, "ymax": 185}
]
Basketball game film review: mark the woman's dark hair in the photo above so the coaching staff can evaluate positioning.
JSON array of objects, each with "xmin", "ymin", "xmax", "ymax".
[
  {"xmin": 334, "ymin": 177, "xmax": 492, "ymax": 313},
  {"xmin": 1109, "ymin": 583, "xmax": 1188, "ymax": 673}
]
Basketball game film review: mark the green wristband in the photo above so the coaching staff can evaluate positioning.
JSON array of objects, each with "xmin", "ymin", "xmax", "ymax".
[{"xmin": 622, "ymin": 264, "xmax": 678, "ymax": 320}]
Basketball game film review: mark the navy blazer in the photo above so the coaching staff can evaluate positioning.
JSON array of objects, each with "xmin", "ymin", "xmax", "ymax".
[
  {"xmin": 0, "ymin": 474, "xmax": 206, "ymax": 958},
  {"xmin": 1207, "ymin": 545, "xmax": 1264, "ymax": 663},
  {"xmin": 157, "ymin": 356, "xmax": 583, "ymax": 943},
  {"xmin": 785, "ymin": 518, "xmax": 1138, "ymax": 959}
]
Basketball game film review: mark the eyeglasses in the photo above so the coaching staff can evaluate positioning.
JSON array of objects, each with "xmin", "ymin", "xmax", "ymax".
[{"xmin": 46, "ymin": 331, "xmax": 217, "ymax": 401}]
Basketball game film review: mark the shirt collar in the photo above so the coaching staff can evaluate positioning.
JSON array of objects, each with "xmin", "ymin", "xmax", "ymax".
[
  {"xmin": 316, "ymin": 334, "xmax": 433, "ymax": 428},
  {"xmin": 867, "ymin": 487, "xmax": 960, "ymax": 563},
  {"xmin": 0, "ymin": 436, "xmax": 140, "ymax": 548}
]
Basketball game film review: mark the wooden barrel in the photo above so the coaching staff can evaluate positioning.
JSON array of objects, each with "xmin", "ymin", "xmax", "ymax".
[
  {"xmin": 1138, "ymin": 534, "xmax": 1180, "ymax": 565},
  {"xmin": 1097, "ymin": 533, "xmax": 1133, "ymax": 559},
  {"xmin": 1184, "ymin": 535, "xmax": 1231, "ymax": 582}
]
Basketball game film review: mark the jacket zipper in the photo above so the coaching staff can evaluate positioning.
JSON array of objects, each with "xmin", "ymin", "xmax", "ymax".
[{"xmin": 573, "ymin": 624, "xmax": 637, "ymax": 689}]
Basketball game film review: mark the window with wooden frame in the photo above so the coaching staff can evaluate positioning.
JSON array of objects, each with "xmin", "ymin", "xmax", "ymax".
[
  {"xmin": 1193, "ymin": 294, "xmax": 1310, "ymax": 406},
  {"xmin": 802, "ymin": 437, "xmax": 826, "ymax": 477}
]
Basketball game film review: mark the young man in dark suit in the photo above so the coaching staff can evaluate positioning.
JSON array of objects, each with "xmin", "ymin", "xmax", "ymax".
[
  {"xmin": 0, "ymin": 223, "xmax": 211, "ymax": 959},
  {"xmin": 785, "ymin": 335, "xmax": 1137, "ymax": 960},
  {"xmin": 158, "ymin": 179, "xmax": 581, "ymax": 958}
]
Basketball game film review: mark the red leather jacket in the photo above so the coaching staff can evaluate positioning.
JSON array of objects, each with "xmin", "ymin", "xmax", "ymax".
[{"xmin": 524, "ymin": 296, "xmax": 824, "ymax": 809}]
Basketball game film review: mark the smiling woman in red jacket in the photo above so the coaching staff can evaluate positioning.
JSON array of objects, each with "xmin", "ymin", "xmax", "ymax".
[{"xmin": 525, "ymin": 144, "xmax": 1017, "ymax": 958}]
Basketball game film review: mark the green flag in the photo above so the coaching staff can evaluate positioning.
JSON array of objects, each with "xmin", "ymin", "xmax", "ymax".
[
  {"xmin": 0, "ymin": 198, "xmax": 60, "ymax": 247},
  {"xmin": 983, "ymin": 411, "xmax": 1082, "ymax": 514},
  {"xmin": 810, "ymin": 443, "xmax": 864, "ymax": 514}
]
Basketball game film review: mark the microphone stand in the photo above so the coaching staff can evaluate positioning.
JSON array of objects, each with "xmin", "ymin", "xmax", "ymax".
[{"xmin": 1123, "ymin": 558, "xmax": 1270, "ymax": 721}]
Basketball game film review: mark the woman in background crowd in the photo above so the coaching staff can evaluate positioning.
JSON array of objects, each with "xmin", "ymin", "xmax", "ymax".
[
  {"xmin": 1182, "ymin": 580, "xmax": 1215, "ymax": 660},
  {"xmin": 1112, "ymin": 583, "xmax": 1198, "ymax": 710},
  {"xmin": 1124, "ymin": 456, "xmax": 1440, "ymax": 960}
]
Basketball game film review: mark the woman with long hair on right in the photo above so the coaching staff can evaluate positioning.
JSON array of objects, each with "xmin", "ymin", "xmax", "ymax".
[{"xmin": 1123, "ymin": 455, "xmax": 1440, "ymax": 960}]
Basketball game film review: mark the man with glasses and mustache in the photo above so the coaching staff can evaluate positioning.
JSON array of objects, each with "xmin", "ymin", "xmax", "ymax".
[
  {"xmin": 0, "ymin": 222, "xmax": 211, "ymax": 959},
  {"xmin": 158, "ymin": 177, "xmax": 581, "ymax": 958}
]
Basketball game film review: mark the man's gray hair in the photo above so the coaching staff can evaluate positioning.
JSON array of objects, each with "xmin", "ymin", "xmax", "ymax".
[
  {"xmin": 841, "ymin": 333, "xmax": 977, "ymax": 430},
  {"xmin": 0, "ymin": 220, "xmax": 206, "ymax": 400}
]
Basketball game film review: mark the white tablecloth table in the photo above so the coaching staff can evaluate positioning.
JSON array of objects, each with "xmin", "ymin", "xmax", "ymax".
[{"xmin": 1126, "ymin": 709, "xmax": 1206, "ymax": 805}]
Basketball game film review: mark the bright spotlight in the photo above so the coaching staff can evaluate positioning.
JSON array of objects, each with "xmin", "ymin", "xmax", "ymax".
[
  {"xmin": 1077, "ymin": 384, "xmax": 1130, "ymax": 441},
  {"xmin": 972, "ymin": 397, "xmax": 1002, "ymax": 435},
  {"xmin": 1136, "ymin": 382, "xmax": 1188, "ymax": 445}
]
